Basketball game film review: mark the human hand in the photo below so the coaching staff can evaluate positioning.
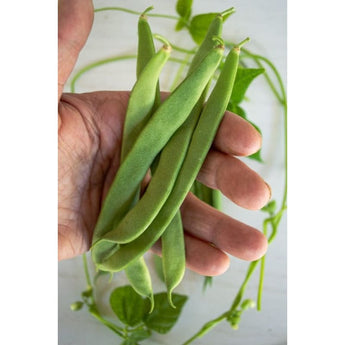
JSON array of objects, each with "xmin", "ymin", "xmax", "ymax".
[{"xmin": 58, "ymin": 0, "xmax": 270, "ymax": 275}]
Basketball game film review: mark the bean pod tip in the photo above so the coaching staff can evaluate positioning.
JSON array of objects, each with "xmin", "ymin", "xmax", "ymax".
[
  {"xmin": 141, "ymin": 6, "xmax": 154, "ymax": 18},
  {"xmin": 235, "ymin": 37, "xmax": 250, "ymax": 49},
  {"xmin": 220, "ymin": 7, "xmax": 236, "ymax": 18}
]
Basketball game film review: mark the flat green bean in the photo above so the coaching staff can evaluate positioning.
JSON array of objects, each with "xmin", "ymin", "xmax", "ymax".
[
  {"xmin": 161, "ymin": 12, "xmax": 226, "ymax": 307},
  {"xmin": 95, "ymin": 39, "xmax": 246, "ymax": 272},
  {"xmin": 101, "ymin": 12, "xmax": 226, "ymax": 245},
  {"xmin": 120, "ymin": 43, "xmax": 170, "ymax": 161},
  {"xmin": 92, "ymin": 45, "xmax": 223, "ymax": 266},
  {"xmin": 137, "ymin": 9, "xmax": 161, "ymax": 110},
  {"xmin": 125, "ymin": 256, "xmax": 154, "ymax": 312},
  {"xmin": 123, "ymin": 12, "xmax": 158, "ymax": 312},
  {"xmin": 161, "ymin": 212, "xmax": 185, "ymax": 308},
  {"xmin": 91, "ymin": 42, "xmax": 171, "ymax": 246}
]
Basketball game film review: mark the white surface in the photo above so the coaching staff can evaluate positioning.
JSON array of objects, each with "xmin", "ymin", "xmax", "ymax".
[{"xmin": 59, "ymin": 0, "xmax": 287, "ymax": 344}]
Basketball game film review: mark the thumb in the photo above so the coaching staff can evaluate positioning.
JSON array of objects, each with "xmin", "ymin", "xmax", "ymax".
[{"xmin": 58, "ymin": 0, "xmax": 94, "ymax": 100}]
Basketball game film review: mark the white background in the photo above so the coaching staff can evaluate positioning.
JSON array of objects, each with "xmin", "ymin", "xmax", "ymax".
[
  {"xmin": 3, "ymin": 1, "xmax": 345, "ymax": 345},
  {"xmin": 59, "ymin": 1, "xmax": 287, "ymax": 344}
]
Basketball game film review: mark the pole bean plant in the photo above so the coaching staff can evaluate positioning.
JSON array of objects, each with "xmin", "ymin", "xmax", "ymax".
[{"xmin": 67, "ymin": 1, "xmax": 287, "ymax": 344}]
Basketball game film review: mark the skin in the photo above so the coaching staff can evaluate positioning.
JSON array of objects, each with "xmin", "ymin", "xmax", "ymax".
[{"xmin": 58, "ymin": 0, "xmax": 270, "ymax": 276}]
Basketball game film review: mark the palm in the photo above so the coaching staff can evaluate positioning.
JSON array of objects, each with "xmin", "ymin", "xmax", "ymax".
[{"xmin": 58, "ymin": 91, "xmax": 130, "ymax": 259}]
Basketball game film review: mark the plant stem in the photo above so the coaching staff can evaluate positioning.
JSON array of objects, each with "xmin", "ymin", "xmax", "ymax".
[
  {"xmin": 70, "ymin": 55, "xmax": 137, "ymax": 93},
  {"xmin": 88, "ymin": 306, "xmax": 126, "ymax": 339},
  {"xmin": 182, "ymin": 260, "xmax": 259, "ymax": 345},
  {"xmin": 82, "ymin": 254, "xmax": 126, "ymax": 339},
  {"xmin": 94, "ymin": 7, "xmax": 182, "ymax": 22},
  {"xmin": 82, "ymin": 253, "xmax": 92, "ymax": 288},
  {"xmin": 257, "ymin": 219, "xmax": 269, "ymax": 310},
  {"xmin": 70, "ymin": 55, "xmax": 193, "ymax": 93},
  {"xmin": 183, "ymin": 42, "xmax": 287, "ymax": 345}
]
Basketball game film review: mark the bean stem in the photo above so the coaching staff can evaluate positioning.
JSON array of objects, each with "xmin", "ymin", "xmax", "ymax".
[
  {"xmin": 81, "ymin": 254, "xmax": 126, "ymax": 338},
  {"xmin": 70, "ymin": 55, "xmax": 137, "ymax": 93},
  {"xmin": 69, "ymin": 55, "xmax": 195, "ymax": 93},
  {"xmin": 257, "ymin": 219, "xmax": 269, "ymax": 310},
  {"xmin": 82, "ymin": 253, "xmax": 92, "ymax": 288},
  {"xmin": 94, "ymin": 6, "xmax": 182, "ymax": 22}
]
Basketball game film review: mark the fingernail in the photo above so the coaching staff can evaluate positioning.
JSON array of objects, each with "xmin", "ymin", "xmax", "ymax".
[{"xmin": 265, "ymin": 182, "xmax": 272, "ymax": 200}]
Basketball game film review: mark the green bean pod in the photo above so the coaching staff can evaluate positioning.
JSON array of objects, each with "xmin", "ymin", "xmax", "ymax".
[
  {"xmin": 189, "ymin": 12, "xmax": 226, "ymax": 210},
  {"xmin": 136, "ymin": 9, "xmax": 161, "ymax": 110},
  {"xmin": 120, "ymin": 43, "xmax": 171, "ymax": 161},
  {"xmin": 161, "ymin": 12, "xmax": 226, "ymax": 306},
  {"xmin": 122, "ymin": 12, "xmax": 159, "ymax": 312},
  {"xmin": 92, "ymin": 45, "xmax": 224, "ymax": 265},
  {"xmin": 161, "ymin": 211, "xmax": 185, "ymax": 308},
  {"xmin": 91, "ymin": 43, "xmax": 171, "ymax": 247},
  {"xmin": 192, "ymin": 180, "xmax": 222, "ymax": 210},
  {"xmin": 101, "ymin": 97, "xmax": 203, "ymax": 244},
  {"xmin": 125, "ymin": 256, "xmax": 154, "ymax": 312},
  {"xmin": 95, "ymin": 40, "xmax": 246, "ymax": 272},
  {"xmin": 99, "ymin": 12, "xmax": 226, "ymax": 245}
]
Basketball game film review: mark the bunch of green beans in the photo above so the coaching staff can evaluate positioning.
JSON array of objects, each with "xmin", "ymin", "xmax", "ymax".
[{"xmin": 91, "ymin": 7, "xmax": 248, "ymax": 309}]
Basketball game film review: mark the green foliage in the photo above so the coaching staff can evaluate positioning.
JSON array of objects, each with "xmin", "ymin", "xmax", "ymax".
[
  {"xmin": 143, "ymin": 293, "xmax": 188, "ymax": 334},
  {"xmin": 120, "ymin": 328, "xmax": 152, "ymax": 345},
  {"xmin": 231, "ymin": 68, "xmax": 265, "ymax": 104},
  {"xmin": 261, "ymin": 200, "xmax": 277, "ymax": 214},
  {"xmin": 109, "ymin": 286, "xmax": 148, "ymax": 327},
  {"xmin": 175, "ymin": 0, "xmax": 193, "ymax": 30},
  {"xmin": 176, "ymin": 0, "xmax": 193, "ymax": 18},
  {"xmin": 202, "ymin": 276, "xmax": 213, "ymax": 292},
  {"xmin": 129, "ymin": 328, "xmax": 152, "ymax": 341},
  {"xmin": 188, "ymin": 13, "xmax": 220, "ymax": 44},
  {"xmin": 188, "ymin": 11, "xmax": 233, "ymax": 44}
]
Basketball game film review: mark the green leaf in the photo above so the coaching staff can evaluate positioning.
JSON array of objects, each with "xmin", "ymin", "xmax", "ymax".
[
  {"xmin": 261, "ymin": 200, "xmax": 277, "ymax": 214},
  {"xmin": 130, "ymin": 328, "xmax": 151, "ymax": 341},
  {"xmin": 176, "ymin": 0, "xmax": 193, "ymax": 19},
  {"xmin": 227, "ymin": 102, "xmax": 247, "ymax": 119},
  {"xmin": 248, "ymin": 150, "xmax": 264, "ymax": 163},
  {"xmin": 143, "ymin": 293, "xmax": 188, "ymax": 334},
  {"xmin": 175, "ymin": 18, "xmax": 187, "ymax": 31},
  {"xmin": 109, "ymin": 286, "xmax": 147, "ymax": 327},
  {"xmin": 230, "ymin": 68, "xmax": 265, "ymax": 104},
  {"xmin": 203, "ymin": 276, "xmax": 213, "ymax": 292},
  {"xmin": 189, "ymin": 12, "xmax": 232, "ymax": 44}
]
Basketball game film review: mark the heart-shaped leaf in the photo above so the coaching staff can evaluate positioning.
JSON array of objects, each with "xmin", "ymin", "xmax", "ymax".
[
  {"xmin": 189, "ymin": 11, "xmax": 232, "ymax": 44},
  {"xmin": 109, "ymin": 286, "xmax": 147, "ymax": 327},
  {"xmin": 144, "ymin": 293, "xmax": 188, "ymax": 334}
]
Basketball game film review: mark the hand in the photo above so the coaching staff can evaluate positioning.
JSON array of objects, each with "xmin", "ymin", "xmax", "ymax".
[{"xmin": 58, "ymin": 0, "xmax": 270, "ymax": 275}]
